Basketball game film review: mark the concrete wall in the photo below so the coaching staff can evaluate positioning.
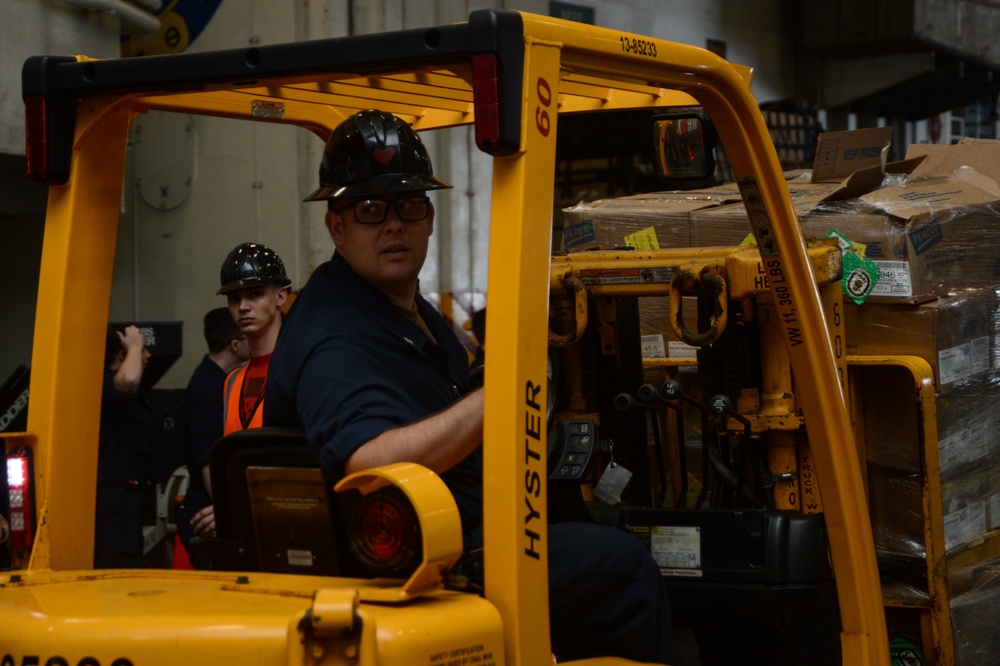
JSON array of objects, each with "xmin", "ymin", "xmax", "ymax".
[
  {"xmin": 0, "ymin": 0, "xmax": 124, "ymax": 389},
  {"xmin": 0, "ymin": 0, "xmax": 795, "ymax": 390}
]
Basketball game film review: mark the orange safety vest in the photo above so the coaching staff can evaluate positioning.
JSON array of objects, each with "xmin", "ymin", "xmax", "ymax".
[{"xmin": 222, "ymin": 362, "xmax": 264, "ymax": 435}]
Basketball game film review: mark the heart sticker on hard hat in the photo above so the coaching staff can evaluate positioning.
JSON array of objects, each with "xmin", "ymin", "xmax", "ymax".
[{"xmin": 372, "ymin": 147, "xmax": 396, "ymax": 164}]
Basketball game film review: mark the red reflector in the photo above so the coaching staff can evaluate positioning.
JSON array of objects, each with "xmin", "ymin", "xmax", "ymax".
[
  {"xmin": 349, "ymin": 488, "xmax": 421, "ymax": 576},
  {"xmin": 24, "ymin": 95, "xmax": 49, "ymax": 182},
  {"xmin": 472, "ymin": 53, "xmax": 502, "ymax": 151}
]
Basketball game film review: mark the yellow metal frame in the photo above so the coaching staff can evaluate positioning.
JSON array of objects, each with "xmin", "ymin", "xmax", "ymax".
[
  {"xmin": 848, "ymin": 355, "xmax": 954, "ymax": 665},
  {"xmin": 14, "ymin": 9, "xmax": 891, "ymax": 665}
]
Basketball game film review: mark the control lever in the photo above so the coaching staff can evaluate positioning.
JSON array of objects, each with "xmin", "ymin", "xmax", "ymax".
[
  {"xmin": 636, "ymin": 383, "xmax": 688, "ymax": 509},
  {"xmin": 709, "ymin": 394, "xmax": 753, "ymax": 506},
  {"xmin": 661, "ymin": 379, "xmax": 715, "ymax": 508},
  {"xmin": 709, "ymin": 394, "xmax": 774, "ymax": 510},
  {"xmin": 614, "ymin": 390, "xmax": 669, "ymax": 507}
]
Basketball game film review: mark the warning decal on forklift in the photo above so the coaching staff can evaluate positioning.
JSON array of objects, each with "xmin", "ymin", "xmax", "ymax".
[
  {"xmin": 428, "ymin": 644, "xmax": 495, "ymax": 666},
  {"xmin": 738, "ymin": 177, "xmax": 777, "ymax": 257},
  {"xmin": 650, "ymin": 525, "xmax": 702, "ymax": 577},
  {"xmin": 577, "ymin": 266, "xmax": 675, "ymax": 285}
]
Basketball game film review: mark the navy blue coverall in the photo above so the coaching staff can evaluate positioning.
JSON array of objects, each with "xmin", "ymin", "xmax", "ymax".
[
  {"xmin": 95, "ymin": 367, "xmax": 155, "ymax": 568},
  {"xmin": 177, "ymin": 353, "xmax": 228, "ymax": 568},
  {"xmin": 264, "ymin": 251, "xmax": 673, "ymax": 663}
]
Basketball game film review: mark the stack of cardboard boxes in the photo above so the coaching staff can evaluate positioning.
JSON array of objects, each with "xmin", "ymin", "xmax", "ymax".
[{"xmin": 560, "ymin": 132, "xmax": 1000, "ymax": 641}]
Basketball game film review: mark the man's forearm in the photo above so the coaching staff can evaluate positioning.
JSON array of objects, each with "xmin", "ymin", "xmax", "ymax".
[
  {"xmin": 113, "ymin": 351, "xmax": 145, "ymax": 394},
  {"xmin": 345, "ymin": 388, "xmax": 484, "ymax": 475}
]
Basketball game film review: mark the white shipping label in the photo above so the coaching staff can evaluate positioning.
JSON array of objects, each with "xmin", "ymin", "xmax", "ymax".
[
  {"xmin": 967, "ymin": 421, "xmax": 989, "ymax": 464},
  {"xmin": 871, "ymin": 260, "xmax": 913, "ymax": 297},
  {"xmin": 938, "ymin": 429, "xmax": 969, "ymax": 474},
  {"xmin": 971, "ymin": 336, "xmax": 990, "ymax": 375},
  {"xmin": 667, "ymin": 340, "xmax": 699, "ymax": 359},
  {"xmin": 944, "ymin": 500, "xmax": 987, "ymax": 551},
  {"xmin": 938, "ymin": 343, "xmax": 972, "ymax": 386},
  {"xmin": 651, "ymin": 525, "xmax": 702, "ymax": 576},
  {"xmin": 287, "ymin": 549, "xmax": 314, "ymax": 567},
  {"xmin": 641, "ymin": 334, "xmax": 666, "ymax": 359}
]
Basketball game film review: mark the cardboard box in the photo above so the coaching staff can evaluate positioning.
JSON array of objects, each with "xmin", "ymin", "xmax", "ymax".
[
  {"xmin": 687, "ymin": 177, "xmax": 847, "ymax": 246},
  {"xmin": 564, "ymin": 139, "xmax": 1000, "ymax": 303},
  {"xmin": 858, "ymin": 366, "xmax": 1000, "ymax": 560},
  {"xmin": 844, "ymin": 286, "xmax": 996, "ymax": 390},
  {"xmin": 950, "ymin": 564, "xmax": 1000, "ymax": 664},
  {"xmin": 935, "ymin": 375, "xmax": 1000, "ymax": 476},
  {"xmin": 906, "ymin": 140, "xmax": 1000, "ymax": 182},
  {"xmin": 560, "ymin": 189, "xmax": 737, "ymax": 252},
  {"xmin": 941, "ymin": 462, "xmax": 993, "ymax": 552},
  {"xmin": 639, "ymin": 295, "xmax": 699, "ymax": 360},
  {"xmin": 802, "ymin": 166, "xmax": 1000, "ymax": 302},
  {"xmin": 868, "ymin": 461, "xmax": 925, "ymax": 557},
  {"xmin": 810, "ymin": 126, "xmax": 894, "ymax": 182}
]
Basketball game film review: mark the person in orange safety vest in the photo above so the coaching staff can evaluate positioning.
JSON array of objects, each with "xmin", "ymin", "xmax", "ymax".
[{"xmin": 190, "ymin": 242, "xmax": 291, "ymax": 537}]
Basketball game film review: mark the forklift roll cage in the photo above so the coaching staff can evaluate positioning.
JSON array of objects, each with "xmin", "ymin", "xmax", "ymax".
[{"xmin": 12, "ymin": 9, "xmax": 888, "ymax": 665}]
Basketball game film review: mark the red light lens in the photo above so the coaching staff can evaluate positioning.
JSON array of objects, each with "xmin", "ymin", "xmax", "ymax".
[
  {"xmin": 24, "ymin": 96, "xmax": 49, "ymax": 182},
  {"xmin": 349, "ymin": 488, "xmax": 421, "ymax": 576},
  {"xmin": 472, "ymin": 53, "xmax": 502, "ymax": 152}
]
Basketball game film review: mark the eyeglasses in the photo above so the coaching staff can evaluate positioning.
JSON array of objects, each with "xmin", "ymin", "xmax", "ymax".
[{"xmin": 334, "ymin": 195, "xmax": 431, "ymax": 224}]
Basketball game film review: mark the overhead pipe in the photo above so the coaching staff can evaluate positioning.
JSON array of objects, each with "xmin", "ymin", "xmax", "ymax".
[
  {"xmin": 64, "ymin": 0, "xmax": 161, "ymax": 35},
  {"xmin": 125, "ymin": 0, "xmax": 162, "ymax": 12}
]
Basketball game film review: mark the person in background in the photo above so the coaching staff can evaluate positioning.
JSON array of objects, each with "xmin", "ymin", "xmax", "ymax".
[
  {"xmin": 95, "ymin": 324, "xmax": 154, "ymax": 568},
  {"xmin": 174, "ymin": 307, "xmax": 249, "ymax": 569},
  {"xmin": 264, "ymin": 109, "xmax": 673, "ymax": 663},
  {"xmin": 468, "ymin": 306, "xmax": 486, "ymax": 389},
  {"xmin": 189, "ymin": 242, "xmax": 291, "ymax": 538}
]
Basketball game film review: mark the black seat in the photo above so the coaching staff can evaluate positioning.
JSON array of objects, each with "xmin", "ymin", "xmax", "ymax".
[{"xmin": 189, "ymin": 427, "xmax": 342, "ymax": 575}]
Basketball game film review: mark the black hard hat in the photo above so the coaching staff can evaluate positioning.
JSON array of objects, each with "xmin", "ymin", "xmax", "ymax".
[
  {"xmin": 303, "ymin": 109, "xmax": 452, "ymax": 201},
  {"xmin": 217, "ymin": 242, "xmax": 292, "ymax": 295}
]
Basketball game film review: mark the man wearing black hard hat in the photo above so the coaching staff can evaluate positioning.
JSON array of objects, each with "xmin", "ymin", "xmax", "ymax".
[
  {"xmin": 264, "ymin": 110, "xmax": 673, "ymax": 664},
  {"xmin": 190, "ymin": 241, "xmax": 290, "ymax": 538}
]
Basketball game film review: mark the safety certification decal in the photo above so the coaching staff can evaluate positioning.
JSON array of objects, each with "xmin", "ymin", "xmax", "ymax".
[
  {"xmin": 651, "ymin": 525, "xmax": 701, "ymax": 577},
  {"xmin": 577, "ymin": 266, "xmax": 674, "ymax": 285},
  {"xmin": 252, "ymin": 100, "xmax": 285, "ymax": 120}
]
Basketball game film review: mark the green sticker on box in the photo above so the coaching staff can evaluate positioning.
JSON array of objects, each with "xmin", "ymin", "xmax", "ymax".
[
  {"xmin": 828, "ymin": 229, "xmax": 879, "ymax": 304},
  {"xmin": 889, "ymin": 637, "xmax": 924, "ymax": 666}
]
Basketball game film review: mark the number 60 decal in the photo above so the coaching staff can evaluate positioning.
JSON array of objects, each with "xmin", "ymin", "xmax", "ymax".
[{"xmin": 535, "ymin": 77, "xmax": 552, "ymax": 137}]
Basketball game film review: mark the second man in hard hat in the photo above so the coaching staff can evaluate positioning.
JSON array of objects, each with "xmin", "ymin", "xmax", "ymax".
[{"xmin": 190, "ymin": 241, "xmax": 291, "ymax": 537}]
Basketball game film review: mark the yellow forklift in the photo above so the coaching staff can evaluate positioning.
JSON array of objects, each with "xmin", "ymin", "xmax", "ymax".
[{"xmin": 4, "ymin": 9, "xmax": 894, "ymax": 665}]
